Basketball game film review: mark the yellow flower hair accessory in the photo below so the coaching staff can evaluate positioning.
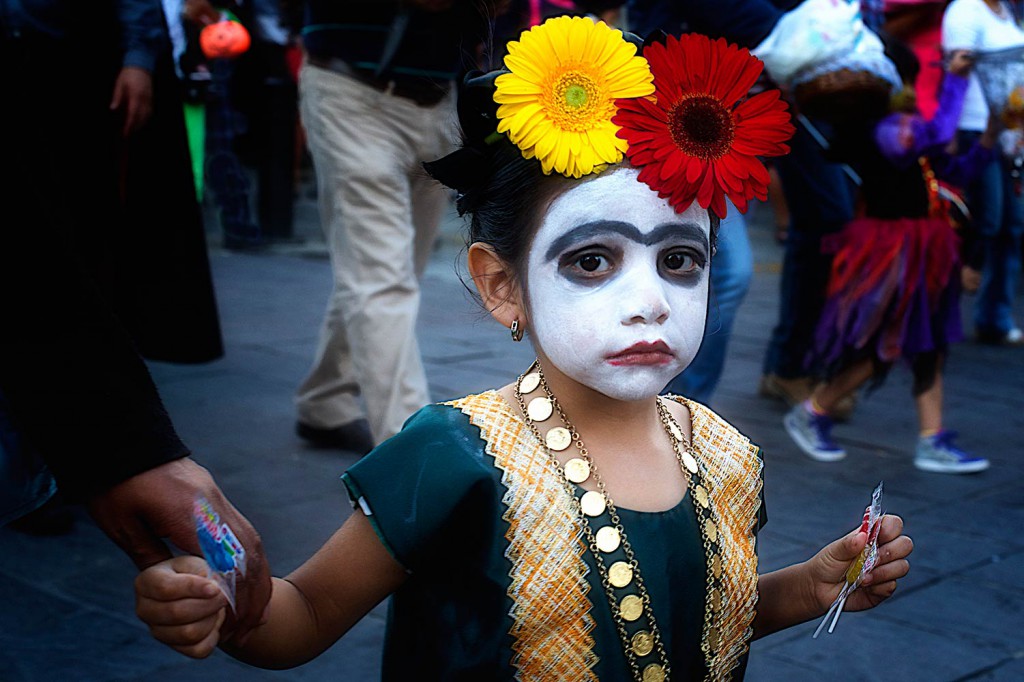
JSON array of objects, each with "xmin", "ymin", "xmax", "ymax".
[{"xmin": 494, "ymin": 15, "xmax": 655, "ymax": 179}]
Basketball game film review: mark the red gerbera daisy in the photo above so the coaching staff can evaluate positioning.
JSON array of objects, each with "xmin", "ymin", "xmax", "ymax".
[{"xmin": 613, "ymin": 33, "xmax": 794, "ymax": 218}]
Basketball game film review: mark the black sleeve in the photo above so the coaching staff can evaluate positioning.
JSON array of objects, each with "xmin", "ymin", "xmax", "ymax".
[
  {"xmin": 0, "ymin": 242, "xmax": 190, "ymax": 502},
  {"xmin": 0, "ymin": 0, "xmax": 192, "ymax": 505}
]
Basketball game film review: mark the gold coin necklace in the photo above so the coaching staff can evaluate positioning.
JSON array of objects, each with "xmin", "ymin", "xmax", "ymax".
[{"xmin": 513, "ymin": 361, "xmax": 726, "ymax": 682}]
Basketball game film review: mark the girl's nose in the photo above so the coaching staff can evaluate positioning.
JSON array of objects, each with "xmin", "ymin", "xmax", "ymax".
[{"xmin": 622, "ymin": 268, "xmax": 670, "ymax": 326}]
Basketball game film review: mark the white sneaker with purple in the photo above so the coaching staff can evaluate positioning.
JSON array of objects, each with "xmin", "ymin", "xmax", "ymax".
[
  {"xmin": 914, "ymin": 430, "xmax": 990, "ymax": 474},
  {"xmin": 784, "ymin": 404, "xmax": 847, "ymax": 462}
]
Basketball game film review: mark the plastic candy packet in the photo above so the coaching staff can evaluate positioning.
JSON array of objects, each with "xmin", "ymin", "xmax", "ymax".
[
  {"xmin": 193, "ymin": 496, "xmax": 246, "ymax": 612},
  {"xmin": 813, "ymin": 481, "xmax": 884, "ymax": 638}
]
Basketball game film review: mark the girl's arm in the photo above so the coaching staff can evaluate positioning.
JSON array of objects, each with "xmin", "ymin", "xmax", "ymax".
[
  {"xmin": 751, "ymin": 514, "xmax": 912, "ymax": 639},
  {"xmin": 136, "ymin": 510, "xmax": 408, "ymax": 667}
]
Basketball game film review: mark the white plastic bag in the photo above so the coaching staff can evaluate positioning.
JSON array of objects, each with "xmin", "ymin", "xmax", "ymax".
[{"xmin": 754, "ymin": 0, "xmax": 899, "ymax": 89}]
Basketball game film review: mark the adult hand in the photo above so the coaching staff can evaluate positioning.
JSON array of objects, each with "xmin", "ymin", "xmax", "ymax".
[
  {"xmin": 110, "ymin": 66, "xmax": 153, "ymax": 137},
  {"xmin": 806, "ymin": 514, "xmax": 913, "ymax": 613},
  {"xmin": 947, "ymin": 50, "xmax": 975, "ymax": 78},
  {"xmin": 88, "ymin": 458, "xmax": 271, "ymax": 643},
  {"xmin": 962, "ymin": 264, "xmax": 983, "ymax": 293},
  {"xmin": 183, "ymin": 0, "xmax": 221, "ymax": 25}
]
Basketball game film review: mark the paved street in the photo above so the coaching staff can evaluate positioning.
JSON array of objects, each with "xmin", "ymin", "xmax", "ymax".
[{"xmin": 2, "ymin": 186, "xmax": 1023, "ymax": 681}]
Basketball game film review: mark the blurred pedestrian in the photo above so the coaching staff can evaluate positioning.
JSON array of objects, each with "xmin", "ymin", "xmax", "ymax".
[
  {"xmin": 784, "ymin": 47, "xmax": 994, "ymax": 473},
  {"xmin": 292, "ymin": 0, "xmax": 498, "ymax": 451},
  {"xmin": 944, "ymin": 0, "xmax": 1024, "ymax": 345},
  {"xmin": 0, "ymin": 0, "xmax": 270, "ymax": 637}
]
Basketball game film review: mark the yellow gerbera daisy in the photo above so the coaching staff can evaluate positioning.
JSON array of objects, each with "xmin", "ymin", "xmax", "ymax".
[{"xmin": 494, "ymin": 15, "xmax": 654, "ymax": 179}]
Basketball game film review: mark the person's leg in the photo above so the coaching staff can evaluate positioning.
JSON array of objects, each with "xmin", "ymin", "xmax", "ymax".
[
  {"xmin": 783, "ymin": 358, "xmax": 873, "ymax": 462},
  {"xmin": 914, "ymin": 369, "xmax": 943, "ymax": 436},
  {"xmin": 811, "ymin": 360, "xmax": 875, "ymax": 414},
  {"xmin": 304, "ymin": 75, "xmax": 441, "ymax": 444},
  {"xmin": 664, "ymin": 204, "xmax": 753, "ymax": 404},
  {"xmin": 966, "ymin": 139, "xmax": 1021, "ymax": 341},
  {"xmin": 912, "ymin": 363, "xmax": 990, "ymax": 473},
  {"xmin": 205, "ymin": 57, "xmax": 260, "ymax": 249},
  {"xmin": 294, "ymin": 66, "xmax": 380, "ymax": 444},
  {"xmin": 762, "ymin": 119, "xmax": 854, "ymax": 391}
]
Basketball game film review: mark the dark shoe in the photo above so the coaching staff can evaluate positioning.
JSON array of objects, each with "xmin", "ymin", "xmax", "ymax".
[
  {"xmin": 758, "ymin": 374, "xmax": 814, "ymax": 406},
  {"xmin": 8, "ymin": 495, "xmax": 76, "ymax": 536},
  {"xmin": 975, "ymin": 327, "xmax": 1024, "ymax": 346},
  {"xmin": 296, "ymin": 420, "xmax": 374, "ymax": 455},
  {"xmin": 223, "ymin": 232, "xmax": 267, "ymax": 252}
]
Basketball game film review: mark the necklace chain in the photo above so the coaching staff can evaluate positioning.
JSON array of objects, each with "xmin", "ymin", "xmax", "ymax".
[{"xmin": 513, "ymin": 360, "xmax": 724, "ymax": 682}]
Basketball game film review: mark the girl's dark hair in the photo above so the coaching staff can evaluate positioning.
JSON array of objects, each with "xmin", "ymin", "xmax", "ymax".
[{"xmin": 424, "ymin": 71, "xmax": 721, "ymax": 284}]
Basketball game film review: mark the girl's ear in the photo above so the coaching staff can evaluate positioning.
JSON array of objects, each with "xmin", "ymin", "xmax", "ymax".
[{"xmin": 467, "ymin": 242, "xmax": 527, "ymax": 331}]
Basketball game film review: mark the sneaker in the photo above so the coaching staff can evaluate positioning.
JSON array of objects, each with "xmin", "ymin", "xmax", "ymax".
[
  {"xmin": 914, "ymin": 430, "xmax": 990, "ymax": 474},
  {"xmin": 783, "ymin": 404, "xmax": 847, "ymax": 462}
]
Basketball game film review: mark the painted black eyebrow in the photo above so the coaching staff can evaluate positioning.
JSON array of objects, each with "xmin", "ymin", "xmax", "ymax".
[{"xmin": 543, "ymin": 220, "xmax": 709, "ymax": 261}]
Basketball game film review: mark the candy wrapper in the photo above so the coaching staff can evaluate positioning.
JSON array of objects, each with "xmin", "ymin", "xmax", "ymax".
[
  {"xmin": 813, "ymin": 481, "xmax": 884, "ymax": 638},
  {"xmin": 193, "ymin": 496, "xmax": 246, "ymax": 612}
]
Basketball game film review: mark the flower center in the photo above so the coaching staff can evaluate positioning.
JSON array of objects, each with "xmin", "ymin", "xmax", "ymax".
[
  {"xmin": 548, "ymin": 70, "xmax": 605, "ymax": 131},
  {"xmin": 668, "ymin": 95, "xmax": 736, "ymax": 160},
  {"xmin": 564, "ymin": 84, "xmax": 589, "ymax": 108}
]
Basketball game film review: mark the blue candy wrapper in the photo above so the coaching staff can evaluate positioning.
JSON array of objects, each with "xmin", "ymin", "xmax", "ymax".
[{"xmin": 193, "ymin": 496, "xmax": 246, "ymax": 612}]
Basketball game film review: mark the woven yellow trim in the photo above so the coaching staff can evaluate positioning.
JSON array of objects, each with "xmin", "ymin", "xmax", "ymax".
[
  {"xmin": 669, "ymin": 397, "xmax": 763, "ymax": 681},
  {"xmin": 447, "ymin": 392, "xmax": 598, "ymax": 681}
]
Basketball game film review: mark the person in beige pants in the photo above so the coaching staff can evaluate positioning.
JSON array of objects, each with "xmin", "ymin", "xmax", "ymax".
[{"xmin": 295, "ymin": 62, "xmax": 458, "ymax": 451}]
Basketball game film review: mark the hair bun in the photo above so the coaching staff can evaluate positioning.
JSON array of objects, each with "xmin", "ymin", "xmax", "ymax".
[{"xmin": 423, "ymin": 69, "xmax": 507, "ymax": 213}]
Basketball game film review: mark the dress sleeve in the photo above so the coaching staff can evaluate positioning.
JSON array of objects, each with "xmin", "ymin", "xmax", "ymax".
[
  {"xmin": 341, "ymin": 403, "xmax": 500, "ymax": 573},
  {"xmin": 753, "ymin": 445, "xmax": 768, "ymax": 535}
]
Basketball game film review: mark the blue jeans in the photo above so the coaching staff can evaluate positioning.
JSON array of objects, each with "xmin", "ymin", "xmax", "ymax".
[
  {"xmin": 762, "ymin": 118, "xmax": 855, "ymax": 378},
  {"xmin": 664, "ymin": 205, "xmax": 753, "ymax": 404},
  {"xmin": 960, "ymin": 131, "xmax": 1024, "ymax": 335}
]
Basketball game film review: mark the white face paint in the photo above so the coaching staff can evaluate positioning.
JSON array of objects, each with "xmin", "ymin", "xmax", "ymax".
[{"xmin": 525, "ymin": 168, "xmax": 711, "ymax": 402}]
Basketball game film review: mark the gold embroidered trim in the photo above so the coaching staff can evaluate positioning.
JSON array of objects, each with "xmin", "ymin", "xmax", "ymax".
[
  {"xmin": 669, "ymin": 397, "xmax": 763, "ymax": 681},
  {"xmin": 447, "ymin": 392, "xmax": 598, "ymax": 681}
]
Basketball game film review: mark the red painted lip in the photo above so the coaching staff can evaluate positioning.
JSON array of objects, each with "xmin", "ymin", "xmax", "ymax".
[{"xmin": 606, "ymin": 340, "xmax": 674, "ymax": 366}]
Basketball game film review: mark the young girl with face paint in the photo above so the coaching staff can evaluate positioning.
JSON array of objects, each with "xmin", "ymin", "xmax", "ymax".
[{"xmin": 132, "ymin": 18, "xmax": 913, "ymax": 681}]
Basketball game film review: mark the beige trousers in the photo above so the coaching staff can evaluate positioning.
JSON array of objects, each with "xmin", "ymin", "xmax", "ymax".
[{"xmin": 295, "ymin": 63, "xmax": 456, "ymax": 443}]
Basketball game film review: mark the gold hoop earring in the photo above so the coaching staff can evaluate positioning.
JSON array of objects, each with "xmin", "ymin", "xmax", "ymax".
[{"xmin": 510, "ymin": 319, "xmax": 524, "ymax": 342}]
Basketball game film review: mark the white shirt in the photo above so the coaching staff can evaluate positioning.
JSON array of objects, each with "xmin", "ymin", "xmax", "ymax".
[{"xmin": 943, "ymin": 0, "xmax": 1024, "ymax": 131}]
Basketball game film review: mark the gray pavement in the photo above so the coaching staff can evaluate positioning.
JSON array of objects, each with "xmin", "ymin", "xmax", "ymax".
[{"xmin": 2, "ymin": 181, "xmax": 1023, "ymax": 681}]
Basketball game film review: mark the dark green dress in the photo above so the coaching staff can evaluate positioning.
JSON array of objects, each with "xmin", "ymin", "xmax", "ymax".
[{"xmin": 342, "ymin": 395, "xmax": 764, "ymax": 681}]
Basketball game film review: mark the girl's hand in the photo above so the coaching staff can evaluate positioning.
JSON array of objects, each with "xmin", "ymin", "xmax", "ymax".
[
  {"xmin": 807, "ymin": 514, "xmax": 913, "ymax": 614},
  {"xmin": 135, "ymin": 556, "xmax": 228, "ymax": 658}
]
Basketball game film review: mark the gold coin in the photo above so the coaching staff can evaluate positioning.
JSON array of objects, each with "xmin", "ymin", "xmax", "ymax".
[
  {"xmin": 681, "ymin": 450, "xmax": 698, "ymax": 473},
  {"xmin": 608, "ymin": 561, "xmax": 633, "ymax": 588},
  {"xmin": 712, "ymin": 554, "xmax": 722, "ymax": 579},
  {"xmin": 619, "ymin": 594, "xmax": 643, "ymax": 621},
  {"xmin": 595, "ymin": 526, "xmax": 621, "ymax": 553},
  {"xmin": 564, "ymin": 458, "xmax": 591, "ymax": 484},
  {"xmin": 580, "ymin": 490, "xmax": 607, "ymax": 517},
  {"xmin": 710, "ymin": 588, "xmax": 723, "ymax": 612},
  {"xmin": 668, "ymin": 421, "xmax": 683, "ymax": 441},
  {"xmin": 526, "ymin": 396, "xmax": 553, "ymax": 422},
  {"xmin": 631, "ymin": 630, "xmax": 654, "ymax": 657},
  {"xmin": 642, "ymin": 663, "xmax": 666, "ymax": 682},
  {"xmin": 707, "ymin": 627, "xmax": 720, "ymax": 651},
  {"xmin": 519, "ymin": 372, "xmax": 541, "ymax": 394},
  {"xmin": 693, "ymin": 485, "xmax": 709, "ymax": 508},
  {"xmin": 704, "ymin": 519, "xmax": 718, "ymax": 543},
  {"xmin": 546, "ymin": 426, "xmax": 572, "ymax": 451}
]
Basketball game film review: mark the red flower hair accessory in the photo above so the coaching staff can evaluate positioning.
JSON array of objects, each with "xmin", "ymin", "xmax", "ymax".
[{"xmin": 613, "ymin": 34, "xmax": 794, "ymax": 218}]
